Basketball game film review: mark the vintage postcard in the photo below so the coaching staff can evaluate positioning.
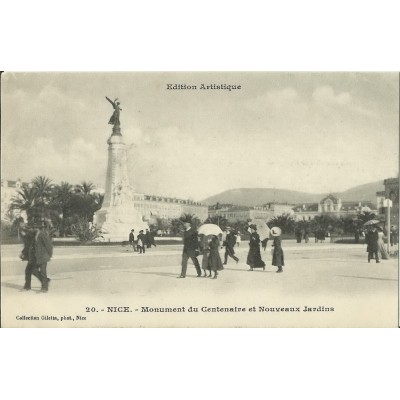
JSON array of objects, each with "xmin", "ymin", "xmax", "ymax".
[{"xmin": 1, "ymin": 72, "xmax": 399, "ymax": 327}]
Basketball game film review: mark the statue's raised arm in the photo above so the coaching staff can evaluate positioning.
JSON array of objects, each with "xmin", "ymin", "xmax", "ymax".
[{"xmin": 106, "ymin": 96, "xmax": 121, "ymax": 127}]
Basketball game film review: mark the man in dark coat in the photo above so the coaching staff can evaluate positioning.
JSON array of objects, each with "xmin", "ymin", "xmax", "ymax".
[
  {"xmin": 223, "ymin": 227, "xmax": 239, "ymax": 264},
  {"xmin": 28, "ymin": 222, "xmax": 53, "ymax": 292},
  {"xmin": 21, "ymin": 224, "xmax": 43, "ymax": 290},
  {"xmin": 178, "ymin": 222, "xmax": 201, "ymax": 278},
  {"xmin": 145, "ymin": 229, "xmax": 152, "ymax": 248},
  {"xmin": 366, "ymin": 226, "xmax": 380, "ymax": 263},
  {"xmin": 129, "ymin": 229, "xmax": 136, "ymax": 251}
]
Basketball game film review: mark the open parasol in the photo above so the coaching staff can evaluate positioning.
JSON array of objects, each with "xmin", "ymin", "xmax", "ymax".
[
  {"xmin": 198, "ymin": 224, "xmax": 223, "ymax": 236},
  {"xmin": 251, "ymin": 219, "xmax": 270, "ymax": 241}
]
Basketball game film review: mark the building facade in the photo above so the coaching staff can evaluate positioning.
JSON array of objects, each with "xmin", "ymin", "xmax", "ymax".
[
  {"xmin": 133, "ymin": 193, "xmax": 208, "ymax": 224},
  {"xmin": 208, "ymin": 203, "xmax": 294, "ymax": 223},
  {"xmin": 293, "ymin": 194, "xmax": 377, "ymax": 221},
  {"xmin": 1, "ymin": 179, "xmax": 25, "ymax": 221}
]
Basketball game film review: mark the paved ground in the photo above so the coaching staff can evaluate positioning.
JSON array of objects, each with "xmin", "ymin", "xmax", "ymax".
[{"xmin": 1, "ymin": 240, "xmax": 398, "ymax": 328}]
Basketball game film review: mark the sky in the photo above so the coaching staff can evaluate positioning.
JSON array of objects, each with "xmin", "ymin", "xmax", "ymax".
[{"xmin": 1, "ymin": 72, "xmax": 398, "ymax": 201}]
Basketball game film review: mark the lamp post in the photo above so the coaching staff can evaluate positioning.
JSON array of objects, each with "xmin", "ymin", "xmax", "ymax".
[{"xmin": 383, "ymin": 199, "xmax": 392, "ymax": 254}]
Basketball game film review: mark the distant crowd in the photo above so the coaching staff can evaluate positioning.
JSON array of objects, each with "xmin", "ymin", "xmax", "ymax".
[{"xmin": 128, "ymin": 228, "xmax": 156, "ymax": 254}]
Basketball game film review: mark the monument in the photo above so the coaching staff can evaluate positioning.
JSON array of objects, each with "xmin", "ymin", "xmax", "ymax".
[{"xmin": 95, "ymin": 97, "xmax": 148, "ymax": 241}]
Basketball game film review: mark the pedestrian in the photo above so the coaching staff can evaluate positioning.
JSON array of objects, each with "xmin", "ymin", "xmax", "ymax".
[
  {"xmin": 199, "ymin": 234, "xmax": 211, "ymax": 277},
  {"xmin": 365, "ymin": 225, "xmax": 380, "ymax": 263},
  {"xmin": 304, "ymin": 230, "xmax": 309, "ymax": 243},
  {"xmin": 207, "ymin": 235, "xmax": 224, "ymax": 279},
  {"xmin": 178, "ymin": 222, "xmax": 202, "ymax": 278},
  {"xmin": 150, "ymin": 230, "xmax": 157, "ymax": 247},
  {"xmin": 129, "ymin": 229, "xmax": 136, "ymax": 251},
  {"xmin": 318, "ymin": 229, "xmax": 325, "ymax": 243},
  {"xmin": 271, "ymin": 227, "xmax": 285, "ymax": 273},
  {"xmin": 295, "ymin": 229, "xmax": 302, "ymax": 243},
  {"xmin": 20, "ymin": 223, "xmax": 43, "ymax": 291},
  {"xmin": 223, "ymin": 227, "xmax": 239, "ymax": 265},
  {"xmin": 145, "ymin": 229, "xmax": 151, "ymax": 248},
  {"xmin": 377, "ymin": 226, "xmax": 389, "ymax": 260},
  {"xmin": 236, "ymin": 231, "xmax": 241, "ymax": 247},
  {"xmin": 314, "ymin": 230, "xmax": 318, "ymax": 243},
  {"xmin": 137, "ymin": 230, "xmax": 146, "ymax": 254},
  {"xmin": 390, "ymin": 225, "xmax": 398, "ymax": 246},
  {"xmin": 354, "ymin": 230, "xmax": 360, "ymax": 244},
  {"xmin": 246, "ymin": 224, "xmax": 266, "ymax": 271},
  {"xmin": 22, "ymin": 221, "xmax": 53, "ymax": 292}
]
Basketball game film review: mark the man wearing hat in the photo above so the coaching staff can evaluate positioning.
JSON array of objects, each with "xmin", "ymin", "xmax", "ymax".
[
  {"xmin": 178, "ymin": 222, "xmax": 202, "ymax": 278},
  {"xmin": 22, "ymin": 221, "xmax": 53, "ymax": 292},
  {"xmin": 129, "ymin": 229, "xmax": 136, "ymax": 252},
  {"xmin": 271, "ymin": 227, "xmax": 285, "ymax": 273},
  {"xmin": 223, "ymin": 227, "xmax": 239, "ymax": 265},
  {"xmin": 365, "ymin": 225, "xmax": 380, "ymax": 263},
  {"xmin": 137, "ymin": 230, "xmax": 146, "ymax": 254}
]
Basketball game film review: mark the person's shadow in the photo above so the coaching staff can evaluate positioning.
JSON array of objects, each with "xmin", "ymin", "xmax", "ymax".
[
  {"xmin": 124, "ymin": 270, "xmax": 180, "ymax": 279},
  {"xmin": 1, "ymin": 282, "xmax": 41, "ymax": 292}
]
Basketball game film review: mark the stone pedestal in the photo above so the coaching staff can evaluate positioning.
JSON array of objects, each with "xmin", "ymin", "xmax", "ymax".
[{"xmin": 95, "ymin": 128, "xmax": 148, "ymax": 241}]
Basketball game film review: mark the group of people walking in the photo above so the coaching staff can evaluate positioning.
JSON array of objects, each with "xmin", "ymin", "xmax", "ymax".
[
  {"xmin": 128, "ymin": 228, "xmax": 156, "ymax": 254},
  {"xmin": 365, "ymin": 225, "xmax": 391, "ymax": 263},
  {"xmin": 177, "ymin": 223, "xmax": 285, "ymax": 279},
  {"xmin": 20, "ymin": 221, "xmax": 53, "ymax": 293}
]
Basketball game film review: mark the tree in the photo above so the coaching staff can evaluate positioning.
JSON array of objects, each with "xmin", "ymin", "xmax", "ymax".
[
  {"xmin": 267, "ymin": 214, "xmax": 295, "ymax": 234},
  {"xmin": 205, "ymin": 215, "xmax": 228, "ymax": 230},
  {"xmin": 52, "ymin": 182, "xmax": 74, "ymax": 236},
  {"xmin": 75, "ymin": 181, "xmax": 94, "ymax": 196},
  {"xmin": 71, "ymin": 216, "xmax": 103, "ymax": 242},
  {"xmin": 9, "ymin": 186, "xmax": 38, "ymax": 223},
  {"xmin": 169, "ymin": 213, "xmax": 201, "ymax": 235}
]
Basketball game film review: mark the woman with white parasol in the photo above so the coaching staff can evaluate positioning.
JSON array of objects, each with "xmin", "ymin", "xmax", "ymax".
[{"xmin": 271, "ymin": 227, "xmax": 285, "ymax": 273}]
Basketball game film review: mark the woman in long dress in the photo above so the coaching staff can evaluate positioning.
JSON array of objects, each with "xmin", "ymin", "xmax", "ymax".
[
  {"xmin": 271, "ymin": 227, "xmax": 285, "ymax": 273},
  {"xmin": 207, "ymin": 235, "xmax": 224, "ymax": 279},
  {"xmin": 246, "ymin": 225, "xmax": 266, "ymax": 271},
  {"xmin": 377, "ymin": 227, "xmax": 389, "ymax": 260},
  {"xmin": 200, "ymin": 234, "xmax": 211, "ymax": 277}
]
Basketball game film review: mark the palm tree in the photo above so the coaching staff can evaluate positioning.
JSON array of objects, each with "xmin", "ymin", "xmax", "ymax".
[
  {"xmin": 9, "ymin": 186, "xmax": 38, "ymax": 222},
  {"xmin": 179, "ymin": 213, "xmax": 201, "ymax": 227},
  {"xmin": 52, "ymin": 182, "xmax": 74, "ymax": 236},
  {"xmin": 267, "ymin": 213, "xmax": 295, "ymax": 234},
  {"xmin": 32, "ymin": 176, "xmax": 53, "ymax": 201},
  {"xmin": 205, "ymin": 215, "xmax": 228, "ymax": 229},
  {"xmin": 75, "ymin": 181, "xmax": 94, "ymax": 196}
]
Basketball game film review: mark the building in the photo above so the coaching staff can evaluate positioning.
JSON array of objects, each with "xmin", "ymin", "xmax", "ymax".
[
  {"xmin": 208, "ymin": 202, "xmax": 294, "ymax": 223},
  {"xmin": 1, "ymin": 179, "xmax": 26, "ymax": 221},
  {"xmin": 133, "ymin": 193, "xmax": 208, "ymax": 224},
  {"xmin": 376, "ymin": 177, "xmax": 399, "ymax": 226},
  {"xmin": 293, "ymin": 194, "xmax": 377, "ymax": 221}
]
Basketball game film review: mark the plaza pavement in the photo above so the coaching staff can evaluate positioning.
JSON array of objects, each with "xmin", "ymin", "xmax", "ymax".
[{"xmin": 1, "ymin": 240, "xmax": 398, "ymax": 328}]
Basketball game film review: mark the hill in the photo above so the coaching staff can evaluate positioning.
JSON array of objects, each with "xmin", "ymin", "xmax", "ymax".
[
  {"xmin": 202, "ymin": 180, "xmax": 385, "ymax": 207},
  {"xmin": 333, "ymin": 180, "xmax": 385, "ymax": 202}
]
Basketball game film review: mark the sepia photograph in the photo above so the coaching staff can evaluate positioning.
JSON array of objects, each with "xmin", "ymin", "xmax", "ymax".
[{"xmin": 1, "ymin": 71, "xmax": 399, "ymax": 327}]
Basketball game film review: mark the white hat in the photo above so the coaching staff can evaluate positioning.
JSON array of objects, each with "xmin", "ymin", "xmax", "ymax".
[{"xmin": 270, "ymin": 227, "xmax": 282, "ymax": 237}]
